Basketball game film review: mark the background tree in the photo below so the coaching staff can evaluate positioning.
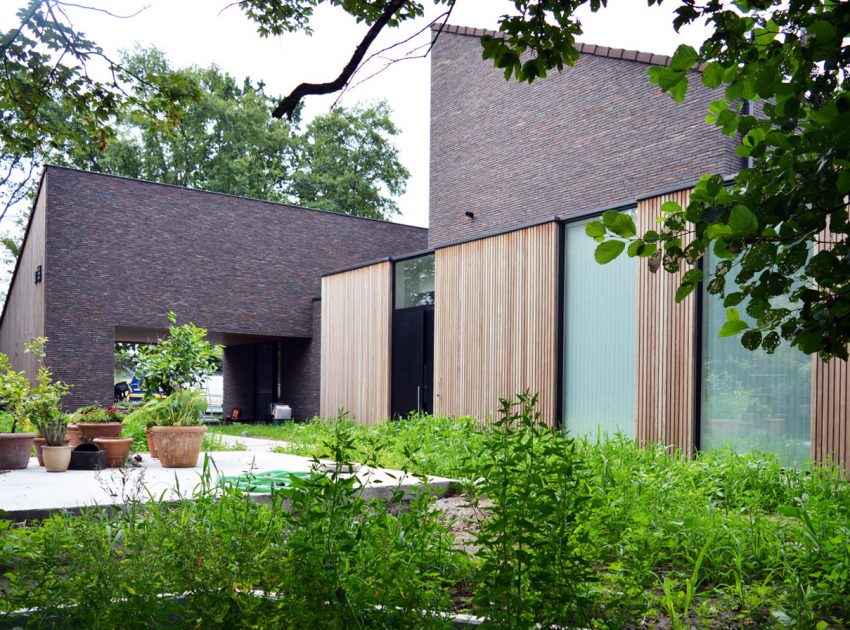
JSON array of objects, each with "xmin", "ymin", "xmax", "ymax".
[
  {"xmin": 240, "ymin": 0, "xmax": 850, "ymax": 360},
  {"xmin": 57, "ymin": 47, "xmax": 409, "ymax": 217},
  {"xmin": 289, "ymin": 102, "xmax": 408, "ymax": 218}
]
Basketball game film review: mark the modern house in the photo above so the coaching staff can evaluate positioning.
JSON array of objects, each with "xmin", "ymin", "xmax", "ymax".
[
  {"xmin": 0, "ymin": 166, "xmax": 427, "ymax": 419},
  {"xmin": 319, "ymin": 26, "xmax": 847, "ymax": 468},
  {"xmin": 1, "ymin": 25, "xmax": 846, "ymax": 468}
]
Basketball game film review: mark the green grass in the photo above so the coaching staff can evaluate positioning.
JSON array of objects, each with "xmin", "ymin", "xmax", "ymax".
[{"xmin": 211, "ymin": 414, "xmax": 485, "ymax": 478}]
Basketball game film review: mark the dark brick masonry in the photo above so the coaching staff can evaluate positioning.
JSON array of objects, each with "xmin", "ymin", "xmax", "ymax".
[
  {"xmin": 429, "ymin": 26, "xmax": 742, "ymax": 248},
  {"xmin": 41, "ymin": 167, "xmax": 427, "ymax": 416}
]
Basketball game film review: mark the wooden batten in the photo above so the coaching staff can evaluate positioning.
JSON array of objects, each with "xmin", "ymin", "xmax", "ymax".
[
  {"xmin": 434, "ymin": 222, "xmax": 559, "ymax": 426},
  {"xmin": 810, "ymin": 219, "xmax": 850, "ymax": 468},
  {"xmin": 635, "ymin": 190, "xmax": 697, "ymax": 455},
  {"xmin": 320, "ymin": 262, "xmax": 392, "ymax": 425}
]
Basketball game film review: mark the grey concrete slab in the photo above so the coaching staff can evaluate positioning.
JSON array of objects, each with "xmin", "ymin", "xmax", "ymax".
[{"xmin": 0, "ymin": 450, "xmax": 454, "ymax": 522}]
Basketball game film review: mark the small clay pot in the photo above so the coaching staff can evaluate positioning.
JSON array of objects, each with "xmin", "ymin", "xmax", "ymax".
[
  {"xmin": 76, "ymin": 422, "xmax": 123, "ymax": 442},
  {"xmin": 42, "ymin": 445, "xmax": 73, "ymax": 472},
  {"xmin": 34, "ymin": 436, "xmax": 71, "ymax": 466},
  {"xmin": 146, "ymin": 428, "xmax": 158, "ymax": 459},
  {"xmin": 93, "ymin": 437, "xmax": 133, "ymax": 468}
]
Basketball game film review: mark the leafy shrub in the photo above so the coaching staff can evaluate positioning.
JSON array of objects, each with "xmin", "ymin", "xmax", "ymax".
[
  {"xmin": 71, "ymin": 405, "xmax": 125, "ymax": 424},
  {"xmin": 133, "ymin": 312, "xmax": 222, "ymax": 396},
  {"xmin": 468, "ymin": 392, "xmax": 595, "ymax": 628}
]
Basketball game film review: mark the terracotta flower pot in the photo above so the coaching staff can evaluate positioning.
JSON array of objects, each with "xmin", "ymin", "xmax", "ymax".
[
  {"xmin": 76, "ymin": 422, "xmax": 123, "ymax": 442},
  {"xmin": 0, "ymin": 432, "xmax": 36, "ymax": 470},
  {"xmin": 150, "ymin": 426, "xmax": 207, "ymax": 468},
  {"xmin": 93, "ymin": 437, "xmax": 133, "ymax": 468},
  {"xmin": 42, "ymin": 445, "xmax": 73, "ymax": 472},
  {"xmin": 66, "ymin": 425, "xmax": 82, "ymax": 449},
  {"xmin": 146, "ymin": 428, "xmax": 158, "ymax": 458},
  {"xmin": 34, "ymin": 436, "xmax": 71, "ymax": 466}
]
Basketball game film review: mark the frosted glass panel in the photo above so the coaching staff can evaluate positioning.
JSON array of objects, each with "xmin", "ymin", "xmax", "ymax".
[
  {"xmin": 563, "ymin": 217, "xmax": 637, "ymax": 438},
  {"xmin": 701, "ymin": 255, "xmax": 811, "ymax": 467}
]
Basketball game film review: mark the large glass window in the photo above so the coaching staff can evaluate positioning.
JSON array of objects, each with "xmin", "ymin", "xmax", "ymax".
[
  {"xmin": 562, "ymin": 216, "xmax": 637, "ymax": 438},
  {"xmin": 395, "ymin": 254, "xmax": 434, "ymax": 309},
  {"xmin": 700, "ymin": 255, "xmax": 811, "ymax": 467}
]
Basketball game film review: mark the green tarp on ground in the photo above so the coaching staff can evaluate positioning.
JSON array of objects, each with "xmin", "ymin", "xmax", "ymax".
[{"xmin": 219, "ymin": 470, "xmax": 313, "ymax": 493}]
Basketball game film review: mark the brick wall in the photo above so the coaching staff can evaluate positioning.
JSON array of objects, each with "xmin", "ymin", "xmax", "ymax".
[
  {"xmin": 429, "ymin": 27, "xmax": 742, "ymax": 247},
  {"xmin": 41, "ymin": 167, "xmax": 427, "ymax": 412}
]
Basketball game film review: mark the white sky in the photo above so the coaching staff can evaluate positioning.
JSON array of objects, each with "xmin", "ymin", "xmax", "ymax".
[{"xmin": 1, "ymin": 0, "xmax": 710, "ymax": 228}]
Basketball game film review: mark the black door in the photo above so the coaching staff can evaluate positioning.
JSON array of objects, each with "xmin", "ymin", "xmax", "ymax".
[{"xmin": 392, "ymin": 307, "xmax": 434, "ymax": 417}]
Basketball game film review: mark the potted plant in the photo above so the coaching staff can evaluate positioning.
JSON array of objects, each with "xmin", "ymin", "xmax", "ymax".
[
  {"xmin": 93, "ymin": 436, "xmax": 134, "ymax": 467},
  {"xmin": 0, "ymin": 338, "xmax": 68, "ymax": 470},
  {"xmin": 39, "ymin": 415, "xmax": 72, "ymax": 472},
  {"xmin": 72, "ymin": 405, "xmax": 125, "ymax": 442},
  {"xmin": 149, "ymin": 391, "xmax": 208, "ymax": 468},
  {"xmin": 124, "ymin": 403, "xmax": 160, "ymax": 458}
]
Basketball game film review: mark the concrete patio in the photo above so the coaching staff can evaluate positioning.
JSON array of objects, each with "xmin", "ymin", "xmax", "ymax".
[{"xmin": 0, "ymin": 449, "xmax": 454, "ymax": 522}]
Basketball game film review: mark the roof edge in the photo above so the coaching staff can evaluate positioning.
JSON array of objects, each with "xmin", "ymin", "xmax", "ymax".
[
  {"xmin": 434, "ymin": 23, "xmax": 707, "ymax": 70},
  {"xmin": 42, "ymin": 165, "xmax": 428, "ymax": 231}
]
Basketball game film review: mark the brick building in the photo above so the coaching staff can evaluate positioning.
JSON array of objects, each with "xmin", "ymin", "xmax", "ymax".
[{"xmin": 0, "ymin": 167, "xmax": 426, "ymax": 418}]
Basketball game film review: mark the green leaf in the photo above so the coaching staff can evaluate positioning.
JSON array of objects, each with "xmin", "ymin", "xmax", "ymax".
[
  {"xmin": 726, "ymin": 307, "xmax": 741, "ymax": 321},
  {"xmin": 675, "ymin": 282, "xmax": 697, "ymax": 303},
  {"xmin": 728, "ymin": 204, "xmax": 758, "ymax": 235},
  {"xmin": 660, "ymin": 201, "xmax": 682, "ymax": 214},
  {"xmin": 701, "ymin": 62, "xmax": 725, "ymax": 89},
  {"xmin": 682, "ymin": 268, "xmax": 703, "ymax": 283},
  {"xmin": 594, "ymin": 240, "xmax": 626, "ymax": 264},
  {"xmin": 719, "ymin": 319, "xmax": 749, "ymax": 337},
  {"xmin": 741, "ymin": 330, "xmax": 762, "ymax": 350},
  {"xmin": 723, "ymin": 292, "xmax": 746, "ymax": 307},
  {"xmin": 603, "ymin": 211, "xmax": 637, "ymax": 238},
  {"xmin": 706, "ymin": 223, "xmax": 733, "ymax": 239},
  {"xmin": 585, "ymin": 221, "xmax": 606, "ymax": 238},
  {"xmin": 669, "ymin": 44, "xmax": 698, "ymax": 72}
]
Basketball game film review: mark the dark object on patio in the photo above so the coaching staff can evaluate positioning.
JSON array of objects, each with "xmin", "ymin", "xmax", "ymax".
[
  {"xmin": 68, "ymin": 443, "xmax": 107, "ymax": 471},
  {"xmin": 114, "ymin": 381, "xmax": 130, "ymax": 402}
]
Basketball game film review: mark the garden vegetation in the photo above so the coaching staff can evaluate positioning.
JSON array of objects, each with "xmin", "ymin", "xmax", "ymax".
[{"xmin": 1, "ymin": 394, "xmax": 849, "ymax": 628}]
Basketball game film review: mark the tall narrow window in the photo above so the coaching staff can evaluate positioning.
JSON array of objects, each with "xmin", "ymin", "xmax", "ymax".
[
  {"xmin": 563, "ymin": 216, "xmax": 637, "ymax": 438},
  {"xmin": 700, "ymin": 255, "xmax": 811, "ymax": 466}
]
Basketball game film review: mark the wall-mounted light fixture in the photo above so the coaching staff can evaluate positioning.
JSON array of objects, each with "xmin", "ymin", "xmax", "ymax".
[
  {"xmin": 34, "ymin": 265, "xmax": 42, "ymax": 284},
  {"xmin": 464, "ymin": 210, "xmax": 475, "ymax": 219}
]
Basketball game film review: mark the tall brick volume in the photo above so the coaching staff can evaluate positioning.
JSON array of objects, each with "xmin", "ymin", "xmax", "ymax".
[{"xmin": 429, "ymin": 26, "xmax": 742, "ymax": 247}]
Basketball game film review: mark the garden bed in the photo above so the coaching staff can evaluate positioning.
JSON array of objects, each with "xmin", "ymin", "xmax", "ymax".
[{"xmin": 2, "ymin": 406, "xmax": 849, "ymax": 628}]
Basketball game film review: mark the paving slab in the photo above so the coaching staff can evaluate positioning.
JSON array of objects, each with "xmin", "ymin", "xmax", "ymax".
[{"xmin": 0, "ymin": 450, "xmax": 454, "ymax": 522}]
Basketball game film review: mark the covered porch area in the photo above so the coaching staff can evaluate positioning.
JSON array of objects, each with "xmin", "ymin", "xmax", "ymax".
[{"xmin": 115, "ymin": 326, "xmax": 319, "ymax": 422}]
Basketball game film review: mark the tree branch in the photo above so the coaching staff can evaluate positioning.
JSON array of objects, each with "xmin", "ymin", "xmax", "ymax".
[{"xmin": 272, "ymin": 0, "xmax": 406, "ymax": 120}]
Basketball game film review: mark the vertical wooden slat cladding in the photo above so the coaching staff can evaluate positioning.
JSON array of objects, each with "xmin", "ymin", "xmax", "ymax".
[
  {"xmin": 810, "ymin": 221, "xmax": 850, "ymax": 468},
  {"xmin": 320, "ymin": 262, "xmax": 391, "ymax": 425},
  {"xmin": 434, "ymin": 223, "xmax": 559, "ymax": 426},
  {"xmin": 635, "ymin": 190, "xmax": 696, "ymax": 455},
  {"xmin": 0, "ymin": 178, "xmax": 46, "ymax": 382}
]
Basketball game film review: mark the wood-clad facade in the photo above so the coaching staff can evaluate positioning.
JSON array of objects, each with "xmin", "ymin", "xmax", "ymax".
[
  {"xmin": 320, "ymin": 262, "xmax": 393, "ymax": 425},
  {"xmin": 434, "ymin": 223, "xmax": 559, "ymax": 426},
  {"xmin": 0, "ymin": 178, "xmax": 46, "ymax": 382},
  {"xmin": 316, "ymin": 183, "xmax": 850, "ymax": 467},
  {"xmin": 635, "ymin": 190, "xmax": 697, "ymax": 456}
]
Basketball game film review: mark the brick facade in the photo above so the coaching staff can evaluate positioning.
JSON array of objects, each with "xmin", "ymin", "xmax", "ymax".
[
  {"xmin": 37, "ymin": 167, "xmax": 427, "ymax": 415},
  {"xmin": 429, "ymin": 27, "xmax": 742, "ymax": 247}
]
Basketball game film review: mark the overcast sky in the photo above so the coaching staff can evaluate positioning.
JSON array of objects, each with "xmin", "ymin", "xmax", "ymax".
[{"xmin": 2, "ymin": 0, "xmax": 710, "ymax": 228}]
